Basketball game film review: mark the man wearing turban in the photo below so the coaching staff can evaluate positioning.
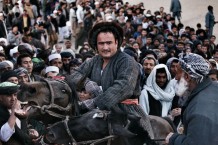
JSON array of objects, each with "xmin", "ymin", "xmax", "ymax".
[{"xmin": 165, "ymin": 53, "xmax": 218, "ymax": 145}]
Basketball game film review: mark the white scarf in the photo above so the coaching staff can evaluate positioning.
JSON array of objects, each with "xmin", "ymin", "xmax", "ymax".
[{"xmin": 139, "ymin": 64, "xmax": 175, "ymax": 117}]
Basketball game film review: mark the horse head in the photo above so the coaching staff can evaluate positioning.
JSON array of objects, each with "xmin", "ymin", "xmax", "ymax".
[
  {"xmin": 45, "ymin": 109, "xmax": 140, "ymax": 145},
  {"xmin": 17, "ymin": 79, "xmax": 79, "ymax": 124}
]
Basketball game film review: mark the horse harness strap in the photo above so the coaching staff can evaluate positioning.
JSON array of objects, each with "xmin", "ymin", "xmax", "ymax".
[
  {"xmin": 63, "ymin": 112, "xmax": 117, "ymax": 145},
  {"xmin": 31, "ymin": 79, "xmax": 73, "ymax": 119},
  {"xmin": 63, "ymin": 116, "xmax": 78, "ymax": 145}
]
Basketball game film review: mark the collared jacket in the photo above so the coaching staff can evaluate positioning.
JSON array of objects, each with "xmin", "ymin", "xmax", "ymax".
[
  {"xmin": 69, "ymin": 51, "xmax": 140, "ymax": 110},
  {"xmin": 169, "ymin": 78, "xmax": 218, "ymax": 145},
  {"xmin": 205, "ymin": 11, "xmax": 215, "ymax": 28}
]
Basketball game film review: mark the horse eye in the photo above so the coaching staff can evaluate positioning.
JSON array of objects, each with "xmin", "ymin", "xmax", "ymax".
[{"xmin": 61, "ymin": 89, "xmax": 66, "ymax": 93}]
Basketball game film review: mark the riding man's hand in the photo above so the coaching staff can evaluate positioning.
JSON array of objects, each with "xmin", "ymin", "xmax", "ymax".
[{"xmin": 85, "ymin": 80, "xmax": 102, "ymax": 97}]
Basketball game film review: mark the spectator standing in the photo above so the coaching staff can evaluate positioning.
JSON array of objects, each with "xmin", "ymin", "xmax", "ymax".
[
  {"xmin": 170, "ymin": 0, "xmax": 182, "ymax": 23},
  {"xmin": 166, "ymin": 53, "xmax": 218, "ymax": 145},
  {"xmin": 0, "ymin": 13, "xmax": 7, "ymax": 39},
  {"xmin": 205, "ymin": 5, "xmax": 218, "ymax": 37}
]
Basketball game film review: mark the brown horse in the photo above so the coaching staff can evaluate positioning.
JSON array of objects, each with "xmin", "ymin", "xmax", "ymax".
[{"xmin": 17, "ymin": 79, "xmax": 80, "ymax": 124}]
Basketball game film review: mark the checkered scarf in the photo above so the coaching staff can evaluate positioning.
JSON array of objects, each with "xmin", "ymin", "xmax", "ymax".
[{"xmin": 179, "ymin": 53, "xmax": 210, "ymax": 82}]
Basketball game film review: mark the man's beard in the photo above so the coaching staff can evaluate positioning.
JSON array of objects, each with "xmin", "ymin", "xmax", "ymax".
[{"xmin": 175, "ymin": 76, "xmax": 189, "ymax": 97}]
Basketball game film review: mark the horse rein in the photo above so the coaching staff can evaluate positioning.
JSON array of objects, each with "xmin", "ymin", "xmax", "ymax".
[
  {"xmin": 62, "ymin": 112, "xmax": 117, "ymax": 145},
  {"xmin": 31, "ymin": 79, "xmax": 73, "ymax": 119}
]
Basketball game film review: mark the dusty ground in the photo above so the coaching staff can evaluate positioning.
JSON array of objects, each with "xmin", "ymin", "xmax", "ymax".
[{"xmin": 126, "ymin": 0, "xmax": 218, "ymax": 43}]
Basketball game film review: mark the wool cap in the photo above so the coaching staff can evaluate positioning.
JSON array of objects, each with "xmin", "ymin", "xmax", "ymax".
[
  {"xmin": 14, "ymin": 67, "xmax": 29, "ymax": 76},
  {"xmin": 0, "ymin": 82, "xmax": 20, "ymax": 95},
  {"xmin": 1, "ymin": 70, "xmax": 18, "ymax": 82},
  {"xmin": 60, "ymin": 52, "xmax": 73, "ymax": 58},
  {"xmin": 88, "ymin": 22, "xmax": 123, "ymax": 50}
]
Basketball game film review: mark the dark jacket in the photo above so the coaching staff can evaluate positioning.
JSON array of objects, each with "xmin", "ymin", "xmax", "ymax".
[
  {"xmin": 205, "ymin": 11, "xmax": 215, "ymax": 28},
  {"xmin": 169, "ymin": 78, "xmax": 218, "ymax": 145},
  {"xmin": 0, "ymin": 105, "xmax": 32, "ymax": 145},
  {"xmin": 58, "ymin": 13, "xmax": 67, "ymax": 27},
  {"xmin": 170, "ymin": 0, "xmax": 181, "ymax": 13},
  {"xmin": 69, "ymin": 51, "xmax": 140, "ymax": 110},
  {"xmin": 0, "ymin": 20, "xmax": 7, "ymax": 38}
]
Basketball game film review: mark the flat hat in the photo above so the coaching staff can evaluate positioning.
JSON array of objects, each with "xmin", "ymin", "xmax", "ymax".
[{"xmin": 0, "ymin": 82, "xmax": 20, "ymax": 95}]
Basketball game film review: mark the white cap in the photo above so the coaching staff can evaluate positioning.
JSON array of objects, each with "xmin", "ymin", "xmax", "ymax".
[
  {"xmin": 0, "ymin": 13, "xmax": 3, "ymax": 17},
  {"xmin": 48, "ymin": 54, "xmax": 61, "ymax": 61},
  {"xmin": 105, "ymin": 15, "xmax": 113, "ymax": 22},
  {"xmin": 9, "ymin": 46, "xmax": 18, "ymax": 57},
  {"xmin": 0, "ymin": 38, "xmax": 8, "ymax": 46},
  {"xmin": 156, "ymin": 15, "xmax": 161, "ymax": 18},
  {"xmin": 95, "ymin": 1, "xmax": 99, "ymax": 5},
  {"xmin": 45, "ymin": 66, "xmax": 59, "ymax": 74},
  {"xmin": 145, "ymin": 14, "xmax": 151, "ymax": 17}
]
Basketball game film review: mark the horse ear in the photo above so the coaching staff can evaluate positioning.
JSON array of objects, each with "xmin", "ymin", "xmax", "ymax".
[{"xmin": 113, "ymin": 124, "xmax": 137, "ymax": 137}]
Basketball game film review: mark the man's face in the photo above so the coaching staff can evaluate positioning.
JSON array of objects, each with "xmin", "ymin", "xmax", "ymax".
[
  {"xmin": 65, "ymin": 41, "xmax": 72, "ymax": 48},
  {"xmin": 146, "ymin": 38, "xmax": 152, "ymax": 44},
  {"xmin": 170, "ymin": 62, "xmax": 178, "ymax": 77},
  {"xmin": 0, "ymin": 56, "xmax": 5, "ymax": 62},
  {"xmin": 210, "ymin": 36, "xmax": 216, "ymax": 43},
  {"xmin": 141, "ymin": 30, "xmax": 147, "ymax": 36},
  {"xmin": 200, "ymin": 46, "xmax": 207, "ymax": 54},
  {"xmin": 62, "ymin": 57, "xmax": 72, "ymax": 65},
  {"xmin": 175, "ymin": 67, "xmax": 189, "ymax": 97},
  {"xmin": 209, "ymin": 74, "xmax": 218, "ymax": 81},
  {"xmin": 156, "ymin": 72, "xmax": 167, "ymax": 88},
  {"xmin": 7, "ymin": 77, "xmax": 19, "ymax": 84},
  {"xmin": 20, "ymin": 57, "xmax": 33, "ymax": 74},
  {"xmin": 97, "ymin": 32, "xmax": 118, "ymax": 60},
  {"xmin": 177, "ymin": 44, "xmax": 184, "ymax": 51},
  {"xmin": 18, "ymin": 73, "xmax": 29, "ymax": 84},
  {"xmin": 143, "ymin": 59, "xmax": 155, "ymax": 75},
  {"xmin": 46, "ymin": 72, "xmax": 58, "ymax": 78},
  {"xmin": 0, "ymin": 93, "xmax": 17, "ymax": 109},
  {"xmin": 55, "ymin": 45, "xmax": 62, "ymax": 53},
  {"xmin": 0, "ymin": 64, "xmax": 12, "ymax": 72},
  {"xmin": 213, "ymin": 52, "xmax": 218, "ymax": 62},
  {"xmin": 51, "ymin": 58, "xmax": 63, "ymax": 69}
]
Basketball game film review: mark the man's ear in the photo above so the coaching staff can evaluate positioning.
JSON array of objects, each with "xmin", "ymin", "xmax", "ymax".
[{"xmin": 184, "ymin": 72, "xmax": 191, "ymax": 81}]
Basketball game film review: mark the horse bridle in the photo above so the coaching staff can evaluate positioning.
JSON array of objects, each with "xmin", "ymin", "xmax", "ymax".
[
  {"xmin": 60, "ymin": 112, "xmax": 117, "ymax": 145},
  {"xmin": 31, "ymin": 79, "xmax": 73, "ymax": 119}
]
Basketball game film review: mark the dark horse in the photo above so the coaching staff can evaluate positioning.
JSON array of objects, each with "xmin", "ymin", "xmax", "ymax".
[
  {"xmin": 45, "ymin": 108, "xmax": 175, "ymax": 145},
  {"xmin": 17, "ymin": 79, "xmax": 175, "ymax": 144},
  {"xmin": 17, "ymin": 79, "xmax": 80, "ymax": 124}
]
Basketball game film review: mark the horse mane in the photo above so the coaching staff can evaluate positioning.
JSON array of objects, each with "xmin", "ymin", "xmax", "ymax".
[
  {"xmin": 162, "ymin": 117, "xmax": 177, "ymax": 133},
  {"xmin": 63, "ymin": 78, "xmax": 81, "ymax": 116}
]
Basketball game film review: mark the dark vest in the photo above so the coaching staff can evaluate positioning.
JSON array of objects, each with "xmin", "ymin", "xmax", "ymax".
[
  {"xmin": 148, "ymin": 91, "xmax": 162, "ymax": 116},
  {"xmin": 0, "ymin": 105, "xmax": 32, "ymax": 145}
]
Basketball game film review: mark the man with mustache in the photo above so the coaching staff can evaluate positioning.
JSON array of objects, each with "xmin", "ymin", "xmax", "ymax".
[
  {"xmin": 68, "ymin": 21, "xmax": 154, "ymax": 139},
  {"xmin": 165, "ymin": 53, "xmax": 218, "ymax": 145}
]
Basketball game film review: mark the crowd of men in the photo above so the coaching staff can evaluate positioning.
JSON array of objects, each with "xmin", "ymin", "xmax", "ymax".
[{"xmin": 0, "ymin": 0, "xmax": 218, "ymax": 144}]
